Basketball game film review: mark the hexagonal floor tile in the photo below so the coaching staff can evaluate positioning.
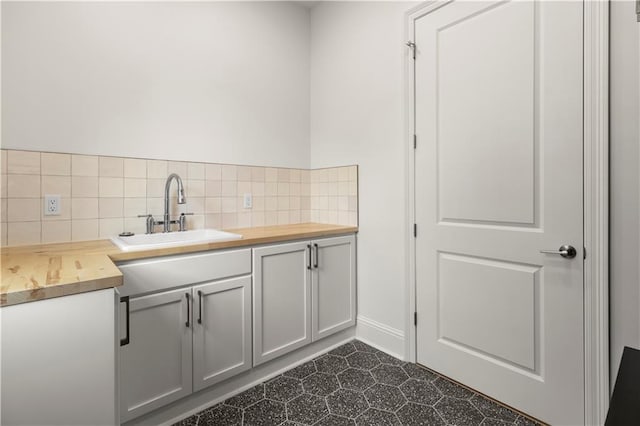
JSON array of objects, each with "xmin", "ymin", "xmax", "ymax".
[
  {"xmin": 303, "ymin": 372, "xmax": 340, "ymax": 396},
  {"xmin": 283, "ymin": 361, "xmax": 317, "ymax": 380},
  {"xmin": 435, "ymin": 396, "xmax": 485, "ymax": 426},
  {"xmin": 197, "ymin": 405, "xmax": 241, "ymax": 425},
  {"xmin": 470, "ymin": 394, "xmax": 519, "ymax": 423},
  {"xmin": 337, "ymin": 368, "xmax": 376, "ymax": 391},
  {"xmin": 402, "ymin": 363, "xmax": 437, "ymax": 382},
  {"xmin": 315, "ymin": 355, "xmax": 349, "ymax": 375},
  {"xmin": 364, "ymin": 383, "xmax": 407, "ymax": 412},
  {"xmin": 400, "ymin": 379, "xmax": 442, "ymax": 406},
  {"xmin": 371, "ymin": 364, "xmax": 409, "ymax": 386},
  {"xmin": 481, "ymin": 418, "xmax": 513, "ymax": 426},
  {"xmin": 330, "ymin": 342, "xmax": 357, "ymax": 357},
  {"xmin": 396, "ymin": 403, "xmax": 446, "ymax": 426},
  {"xmin": 224, "ymin": 384, "xmax": 265, "ymax": 408},
  {"xmin": 355, "ymin": 408, "xmax": 402, "ymax": 426},
  {"xmin": 315, "ymin": 414, "xmax": 356, "ymax": 426},
  {"xmin": 433, "ymin": 377, "xmax": 474, "ymax": 399},
  {"xmin": 243, "ymin": 399, "xmax": 286, "ymax": 426},
  {"xmin": 286, "ymin": 393, "xmax": 329, "ymax": 424},
  {"xmin": 326, "ymin": 389, "xmax": 369, "ymax": 419},
  {"xmin": 515, "ymin": 415, "xmax": 541, "ymax": 426},
  {"xmin": 352, "ymin": 340, "xmax": 378, "ymax": 353},
  {"xmin": 265, "ymin": 375, "xmax": 303, "ymax": 402},
  {"xmin": 346, "ymin": 351, "xmax": 380, "ymax": 370}
]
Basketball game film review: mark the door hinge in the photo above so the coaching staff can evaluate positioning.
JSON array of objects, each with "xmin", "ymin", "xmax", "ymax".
[
  {"xmin": 413, "ymin": 224, "xmax": 417, "ymax": 238},
  {"xmin": 414, "ymin": 312, "xmax": 417, "ymax": 326},
  {"xmin": 413, "ymin": 134, "xmax": 417, "ymax": 149},
  {"xmin": 406, "ymin": 41, "xmax": 416, "ymax": 59}
]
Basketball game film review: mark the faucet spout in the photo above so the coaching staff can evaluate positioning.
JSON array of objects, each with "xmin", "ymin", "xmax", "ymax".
[{"xmin": 164, "ymin": 173, "xmax": 186, "ymax": 233}]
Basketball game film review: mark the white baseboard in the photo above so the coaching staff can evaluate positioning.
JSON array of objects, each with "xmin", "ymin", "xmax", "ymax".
[{"xmin": 356, "ymin": 315, "xmax": 406, "ymax": 360}]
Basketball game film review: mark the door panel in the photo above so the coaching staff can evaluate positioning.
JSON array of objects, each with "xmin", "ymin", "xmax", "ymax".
[
  {"xmin": 193, "ymin": 276, "xmax": 252, "ymax": 392},
  {"xmin": 414, "ymin": 1, "xmax": 584, "ymax": 424}
]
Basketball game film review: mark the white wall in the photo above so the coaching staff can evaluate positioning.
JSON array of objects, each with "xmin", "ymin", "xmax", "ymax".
[
  {"xmin": 609, "ymin": 0, "xmax": 640, "ymax": 381},
  {"xmin": 1, "ymin": 2, "xmax": 310, "ymax": 168},
  {"xmin": 310, "ymin": 1, "xmax": 416, "ymax": 356}
]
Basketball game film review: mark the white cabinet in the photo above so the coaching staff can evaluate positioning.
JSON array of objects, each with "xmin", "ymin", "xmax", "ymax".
[
  {"xmin": 120, "ymin": 288, "xmax": 192, "ymax": 422},
  {"xmin": 1, "ymin": 289, "xmax": 118, "ymax": 426},
  {"xmin": 253, "ymin": 235, "xmax": 356, "ymax": 366},
  {"xmin": 193, "ymin": 276, "xmax": 252, "ymax": 391}
]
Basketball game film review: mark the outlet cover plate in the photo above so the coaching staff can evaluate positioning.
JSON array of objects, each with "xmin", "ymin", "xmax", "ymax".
[{"xmin": 44, "ymin": 194, "xmax": 61, "ymax": 216}]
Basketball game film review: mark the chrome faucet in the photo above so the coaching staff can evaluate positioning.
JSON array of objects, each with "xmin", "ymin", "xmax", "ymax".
[{"xmin": 164, "ymin": 173, "xmax": 186, "ymax": 233}]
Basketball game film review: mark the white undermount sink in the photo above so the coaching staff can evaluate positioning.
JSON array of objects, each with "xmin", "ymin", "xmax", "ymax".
[{"xmin": 110, "ymin": 229, "xmax": 243, "ymax": 252}]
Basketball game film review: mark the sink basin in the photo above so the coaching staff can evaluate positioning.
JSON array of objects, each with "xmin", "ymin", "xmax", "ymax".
[{"xmin": 111, "ymin": 229, "xmax": 242, "ymax": 252}]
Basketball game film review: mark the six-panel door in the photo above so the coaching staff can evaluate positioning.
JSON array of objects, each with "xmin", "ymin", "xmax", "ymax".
[
  {"xmin": 120, "ymin": 288, "xmax": 192, "ymax": 422},
  {"xmin": 312, "ymin": 235, "xmax": 356, "ymax": 340},
  {"xmin": 192, "ymin": 276, "xmax": 252, "ymax": 391}
]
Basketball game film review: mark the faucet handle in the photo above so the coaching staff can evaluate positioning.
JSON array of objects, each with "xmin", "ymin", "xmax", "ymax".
[
  {"xmin": 137, "ymin": 214, "xmax": 156, "ymax": 234},
  {"xmin": 137, "ymin": 214, "xmax": 152, "ymax": 218},
  {"xmin": 179, "ymin": 212, "xmax": 194, "ymax": 232}
]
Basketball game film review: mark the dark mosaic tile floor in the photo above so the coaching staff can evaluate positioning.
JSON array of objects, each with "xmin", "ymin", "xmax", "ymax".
[{"xmin": 174, "ymin": 340, "xmax": 541, "ymax": 426}]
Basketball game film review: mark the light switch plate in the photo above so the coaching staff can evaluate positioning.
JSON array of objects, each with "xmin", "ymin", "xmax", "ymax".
[
  {"xmin": 243, "ymin": 193, "xmax": 252, "ymax": 209},
  {"xmin": 44, "ymin": 194, "xmax": 61, "ymax": 215}
]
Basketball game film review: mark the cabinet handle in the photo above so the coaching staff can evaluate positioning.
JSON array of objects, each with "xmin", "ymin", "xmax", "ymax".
[
  {"xmin": 307, "ymin": 244, "xmax": 312, "ymax": 270},
  {"xmin": 314, "ymin": 243, "xmax": 319, "ymax": 269},
  {"xmin": 197, "ymin": 290, "xmax": 203, "ymax": 324},
  {"xmin": 120, "ymin": 296, "xmax": 130, "ymax": 346},
  {"xmin": 185, "ymin": 293, "xmax": 190, "ymax": 328}
]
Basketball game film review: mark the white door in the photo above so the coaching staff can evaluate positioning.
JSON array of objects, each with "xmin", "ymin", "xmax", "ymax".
[
  {"xmin": 120, "ymin": 288, "xmax": 192, "ymax": 422},
  {"xmin": 193, "ymin": 276, "xmax": 252, "ymax": 391},
  {"xmin": 312, "ymin": 235, "xmax": 357, "ymax": 341},
  {"xmin": 414, "ymin": 1, "xmax": 584, "ymax": 425}
]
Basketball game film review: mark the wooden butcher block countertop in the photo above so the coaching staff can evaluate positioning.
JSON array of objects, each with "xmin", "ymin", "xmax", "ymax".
[{"xmin": 0, "ymin": 223, "xmax": 357, "ymax": 307}]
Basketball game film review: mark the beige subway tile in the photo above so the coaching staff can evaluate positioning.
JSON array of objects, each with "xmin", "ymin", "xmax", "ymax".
[
  {"xmin": 290, "ymin": 182, "xmax": 301, "ymax": 196},
  {"xmin": 71, "ymin": 154, "xmax": 98, "ymax": 176},
  {"xmin": 124, "ymin": 198, "xmax": 146, "ymax": 217},
  {"xmin": 349, "ymin": 181, "xmax": 357, "ymax": 196},
  {"xmin": 205, "ymin": 164, "xmax": 222, "ymax": 181},
  {"xmin": 301, "ymin": 196, "xmax": 311, "ymax": 210},
  {"xmin": 146, "ymin": 198, "xmax": 163, "ymax": 216},
  {"xmin": 187, "ymin": 197, "xmax": 205, "ymax": 214},
  {"xmin": 319, "ymin": 210, "xmax": 329, "ymax": 223},
  {"xmin": 311, "ymin": 197, "xmax": 319, "ymax": 210},
  {"xmin": 8, "ymin": 174, "xmax": 40, "ymax": 198},
  {"xmin": 311, "ymin": 170, "xmax": 320, "ymax": 183},
  {"xmin": 328, "ymin": 168, "xmax": 339, "ymax": 182},
  {"xmin": 99, "ymin": 177, "xmax": 124, "ymax": 197},
  {"xmin": 301, "ymin": 170, "xmax": 311, "ymax": 184},
  {"xmin": 99, "ymin": 218, "xmax": 124, "ymax": 238},
  {"xmin": 265, "ymin": 197, "xmax": 278, "ymax": 212},
  {"xmin": 1, "ymin": 198, "xmax": 7, "ymax": 222},
  {"xmin": 237, "ymin": 166, "xmax": 252, "ymax": 181},
  {"xmin": 290, "ymin": 196, "xmax": 301, "ymax": 210},
  {"xmin": 311, "ymin": 210, "xmax": 320, "ymax": 223},
  {"xmin": 265, "ymin": 168, "xmax": 278, "ymax": 182},
  {"xmin": 289, "ymin": 210, "xmax": 301, "ymax": 224},
  {"xmin": 8, "ymin": 151, "xmax": 40, "ymax": 175},
  {"xmin": 265, "ymin": 182, "xmax": 278, "ymax": 196},
  {"xmin": 124, "ymin": 178, "xmax": 146, "ymax": 198},
  {"xmin": 338, "ymin": 167, "xmax": 350, "ymax": 182},
  {"xmin": 185, "ymin": 214, "xmax": 205, "ymax": 230},
  {"xmin": 265, "ymin": 211, "xmax": 278, "ymax": 226},
  {"xmin": 319, "ymin": 169, "xmax": 329, "ymax": 183},
  {"xmin": 168, "ymin": 161, "xmax": 188, "ymax": 177},
  {"xmin": 146, "ymin": 178, "xmax": 165, "ymax": 198},
  {"xmin": 349, "ymin": 212, "xmax": 358, "ymax": 226},
  {"xmin": 42, "ymin": 176, "xmax": 71, "ymax": 197},
  {"xmin": 8, "ymin": 221, "xmax": 41, "ymax": 245},
  {"xmin": 187, "ymin": 180, "xmax": 205, "ymax": 198},
  {"xmin": 277, "ymin": 183, "xmax": 290, "ymax": 196},
  {"xmin": 338, "ymin": 182, "xmax": 349, "ymax": 196},
  {"xmin": 42, "ymin": 221, "xmax": 71, "ymax": 243},
  {"xmin": 8, "ymin": 198, "xmax": 40, "ymax": 222},
  {"xmin": 252, "ymin": 182, "xmax": 265, "ymax": 197},
  {"xmin": 205, "ymin": 197, "xmax": 222, "ymax": 214},
  {"xmin": 42, "ymin": 197, "xmax": 71, "ymax": 221},
  {"xmin": 237, "ymin": 181, "xmax": 251, "ymax": 195},
  {"xmin": 72, "ymin": 198, "xmax": 99, "ymax": 219},
  {"xmin": 319, "ymin": 183, "xmax": 328, "ymax": 196},
  {"xmin": 328, "ymin": 197, "xmax": 338, "ymax": 211},
  {"xmin": 124, "ymin": 158, "xmax": 146, "ymax": 178},
  {"xmin": 338, "ymin": 211, "xmax": 350, "ymax": 226},
  {"xmin": 221, "ymin": 213, "xmax": 237, "ymax": 229},
  {"xmin": 237, "ymin": 212, "xmax": 251, "ymax": 228},
  {"xmin": 349, "ymin": 166, "xmax": 358, "ymax": 181},
  {"xmin": 301, "ymin": 210, "xmax": 311, "ymax": 223},
  {"xmin": 339, "ymin": 196, "xmax": 349, "ymax": 211},
  {"xmin": 123, "ymin": 217, "xmax": 147, "ymax": 235},
  {"xmin": 277, "ymin": 169, "xmax": 290, "ymax": 183},
  {"xmin": 252, "ymin": 212, "xmax": 265, "ymax": 227},
  {"xmin": 328, "ymin": 211, "xmax": 339, "ymax": 225},
  {"xmin": 277, "ymin": 196, "xmax": 290, "ymax": 211},
  {"xmin": 99, "ymin": 157, "xmax": 124, "ymax": 177},
  {"xmin": 328, "ymin": 182, "xmax": 338, "ymax": 197},
  {"xmin": 251, "ymin": 167, "xmax": 265, "ymax": 182},
  {"xmin": 310, "ymin": 183, "xmax": 319, "ymax": 197},
  {"xmin": 99, "ymin": 198, "xmax": 123, "ymax": 218},
  {"xmin": 188, "ymin": 162, "xmax": 205, "ymax": 180},
  {"xmin": 277, "ymin": 211, "xmax": 290, "ymax": 225},
  {"xmin": 290, "ymin": 169, "xmax": 301, "ymax": 183},
  {"xmin": 1, "ymin": 222, "xmax": 7, "ymax": 246},
  {"xmin": 349, "ymin": 196, "xmax": 358, "ymax": 212},
  {"xmin": 221, "ymin": 165, "xmax": 237, "ymax": 181},
  {"xmin": 147, "ymin": 159, "xmax": 168, "ymax": 178},
  {"xmin": 205, "ymin": 180, "xmax": 222, "ymax": 197},
  {"xmin": 72, "ymin": 219, "xmax": 99, "ymax": 241},
  {"xmin": 205, "ymin": 214, "xmax": 221, "ymax": 229},
  {"xmin": 222, "ymin": 197, "xmax": 237, "ymax": 213},
  {"xmin": 41, "ymin": 153, "xmax": 70, "ymax": 176},
  {"xmin": 1, "ymin": 176, "xmax": 7, "ymax": 198},
  {"xmin": 301, "ymin": 182, "xmax": 310, "ymax": 197},
  {"xmin": 221, "ymin": 181, "xmax": 237, "ymax": 197},
  {"xmin": 1, "ymin": 150, "xmax": 7, "ymax": 175},
  {"xmin": 253, "ymin": 196, "xmax": 265, "ymax": 211},
  {"xmin": 72, "ymin": 176, "xmax": 99, "ymax": 198}
]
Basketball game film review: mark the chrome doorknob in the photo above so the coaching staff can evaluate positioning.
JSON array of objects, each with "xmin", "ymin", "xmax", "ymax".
[{"xmin": 539, "ymin": 245, "xmax": 577, "ymax": 259}]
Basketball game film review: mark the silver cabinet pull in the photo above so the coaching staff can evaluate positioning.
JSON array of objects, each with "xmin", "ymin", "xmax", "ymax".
[{"xmin": 539, "ymin": 245, "xmax": 577, "ymax": 259}]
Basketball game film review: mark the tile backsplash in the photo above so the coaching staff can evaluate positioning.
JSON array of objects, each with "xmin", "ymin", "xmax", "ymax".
[{"xmin": 0, "ymin": 149, "xmax": 358, "ymax": 247}]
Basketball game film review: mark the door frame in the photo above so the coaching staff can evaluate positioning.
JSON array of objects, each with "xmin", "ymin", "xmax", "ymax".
[{"xmin": 403, "ymin": 1, "xmax": 610, "ymax": 424}]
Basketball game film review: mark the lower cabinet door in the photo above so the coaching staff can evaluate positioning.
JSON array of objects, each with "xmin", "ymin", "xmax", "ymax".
[
  {"xmin": 192, "ymin": 276, "xmax": 252, "ymax": 392},
  {"xmin": 120, "ymin": 288, "xmax": 192, "ymax": 422},
  {"xmin": 312, "ymin": 235, "xmax": 357, "ymax": 341}
]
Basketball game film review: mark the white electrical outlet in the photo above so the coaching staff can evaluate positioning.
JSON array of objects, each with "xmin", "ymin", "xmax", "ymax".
[
  {"xmin": 44, "ymin": 195, "xmax": 61, "ymax": 216},
  {"xmin": 243, "ymin": 193, "xmax": 253, "ymax": 209}
]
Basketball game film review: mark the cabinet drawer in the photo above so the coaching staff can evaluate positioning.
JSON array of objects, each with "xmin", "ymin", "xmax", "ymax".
[{"xmin": 118, "ymin": 249, "xmax": 251, "ymax": 297}]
